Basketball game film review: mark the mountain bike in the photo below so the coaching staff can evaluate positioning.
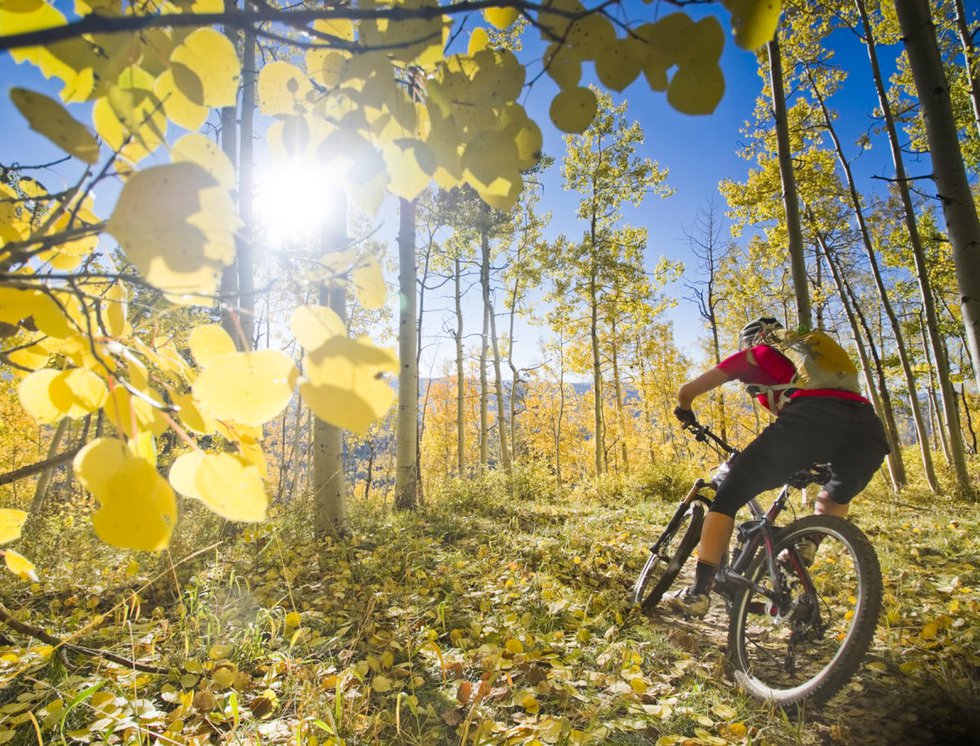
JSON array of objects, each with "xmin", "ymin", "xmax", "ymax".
[{"xmin": 633, "ymin": 421, "xmax": 882, "ymax": 709}]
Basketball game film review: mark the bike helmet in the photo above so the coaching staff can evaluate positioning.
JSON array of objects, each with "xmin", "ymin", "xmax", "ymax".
[{"xmin": 739, "ymin": 317, "xmax": 783, "ymax": 349}]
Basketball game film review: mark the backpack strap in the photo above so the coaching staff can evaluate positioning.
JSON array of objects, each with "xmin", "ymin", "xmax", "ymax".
[{"xmin": 745, "ymin": 382, "xmax": 798, "ymax": 413}]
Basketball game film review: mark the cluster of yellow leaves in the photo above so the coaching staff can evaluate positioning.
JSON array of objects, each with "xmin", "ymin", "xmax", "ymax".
[{"xmin": 0, "ymin": 508, "xmax": 36, "ymax": 581}]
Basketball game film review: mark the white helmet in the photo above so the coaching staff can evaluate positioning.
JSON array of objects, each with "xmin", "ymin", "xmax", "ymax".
[{"xmin": 739, "ymin": 317, "xmax": 782, "ymax": 349}]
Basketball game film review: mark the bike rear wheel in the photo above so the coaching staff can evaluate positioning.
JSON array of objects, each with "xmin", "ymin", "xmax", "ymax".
[
  {"xmin": 633, "ymin": 502, "xmax": 705, "ymax": 611},
  {"xmin": 726, "ymin": 515, "xmax": 882, "ymax": 709}
]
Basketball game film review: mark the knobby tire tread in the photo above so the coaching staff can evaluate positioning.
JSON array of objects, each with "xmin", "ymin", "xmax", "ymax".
[
  {"xmin": 635, "ymin": 502, "xmax": 705, "ymax": 611},
  {"xmin": 726, "ymin": 515, "xmax": 882, "ymax": 710}
]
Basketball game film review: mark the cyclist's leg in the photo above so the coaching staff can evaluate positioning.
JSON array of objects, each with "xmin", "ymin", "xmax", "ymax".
[{"xmin": 817, "ymin": 400, "xmax": 890, "ymax": 511}]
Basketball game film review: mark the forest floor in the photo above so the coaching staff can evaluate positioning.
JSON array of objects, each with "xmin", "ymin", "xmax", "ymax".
[{"xmin": 0, "ymin": 468, "xmax": 978, "ymax": 745}]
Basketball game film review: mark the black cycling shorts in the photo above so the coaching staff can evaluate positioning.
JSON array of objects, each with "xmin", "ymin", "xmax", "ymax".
[{"xmin": 710, "ymin": 397, "xmax": 890, "ymax": 519}]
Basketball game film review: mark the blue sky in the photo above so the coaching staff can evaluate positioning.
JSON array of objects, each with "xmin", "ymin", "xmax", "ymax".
[{"xmin": 0, "ymin": 2, "xmax": 907, "ymax": 376}]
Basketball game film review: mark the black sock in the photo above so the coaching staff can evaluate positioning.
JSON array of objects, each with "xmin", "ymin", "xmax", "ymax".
[{"xmin": 692, "ymin": 560, "xmax": 717, "ymax": 596}]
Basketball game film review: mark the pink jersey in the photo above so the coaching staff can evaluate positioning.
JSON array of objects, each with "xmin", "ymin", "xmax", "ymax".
[{"xmin": 718, "ymin": 345, "xmax": 868, "ymax": 412}]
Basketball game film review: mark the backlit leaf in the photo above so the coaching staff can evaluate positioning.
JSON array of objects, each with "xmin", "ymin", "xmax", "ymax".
[
  {"xmin": 18, "ymin": 369, "xmax": 64, "ymax": 424},
  {"xmin": 58, "ymin": 368, "xmax": 109, "ymax": 418},
  {"xmin": 549, "ymin": 86, "xmax": 597, "ymax": 134},
  {"xmin": 0, "ymin": 510, "xmax": 28, "ymax": 544},
  {"xmin": 75, "ymin": 438, "xmax": 176, "ymax": 551},
  {"xmin": 10, "ymin": 87, "xmax": 99, "ymax": 163},
  {"xmin": 667, "ymin": 60, "xmax": 725, "ymax": 115},
  {"xmin": 194, "ymin": 453, "xmax": 268, "ymax": 522},
  {"xmin": 170, "ymin": 27, "xmax": 240, "ymax": 108},
  {"xmin": 721, "ymin": 0, "xmax": 782, "ymax": 50},
  {"xmin": 3, "ymin": 550, "xmax": 38, "ymax": 582},
  {"xmin": 188, "ymin": 324, "xmax": 238, "ymax": 367},
  {"xmin": 290, "ymin": 305, "xmax": 346, "ymax": 350},
  {"xmin": 154, "ymin": 69, "xmax": 208, "ymax": 131},
  {"xmin": 106, "ymin": 162, "xmax": 239, "ymax": 302},
  {"xmin": 352, "ymin": 257, "xmax": 386, "ymax": 310},
  {"xmin": 300, "ymin": 336, "xmax": 397, "ymax": 435},
  {"xmin": 193, "ymin": 350, "xmax": 298, "ymax": 426},
  {"xmin": 468, "ymin": 27, "xmax": 490, "ymax": 56},
  {"xmin": 484, "ymin": 6, "xmax": 519, "ymax": 29},
  {"xmin": 258, "ymin": 61, "xmax": 312, "ymax": 116},
  {"xmin": 168, "ymin": 451, "xmax": 204, "ymax": 500}
]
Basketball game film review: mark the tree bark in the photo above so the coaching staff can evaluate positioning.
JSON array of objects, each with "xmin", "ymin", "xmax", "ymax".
[
  {"xmin": 313, "ymin": 190, "xmax": 350, "ymax": 538},
  {"xmin": 805, "ymin": 65, "xmax": 930, "ymax": 491},
  {"xmin": 876, "ymin": 0, "xmax": 975, "ymax": 494},
  {"xmin": 454, "ymin": 257, "xmax": 466, "ymax": 475},
  {"xmin": 953, "ymin": 0, "xmax": 980, "ymax": 139},
  {"xmin": 395, "ymin": 197, "xmax": 419, "ymax": 509},
  {"xmin": 236, "ymin": 24, "xmax": 257, "ymax": 349},
  {"xmin": 768, "ymin": 36, "xmax": 812, "ymax": 330}
]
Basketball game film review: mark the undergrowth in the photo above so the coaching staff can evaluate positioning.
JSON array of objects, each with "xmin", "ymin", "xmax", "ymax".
[{"xmin": 0, "ymin": 455, "xmax": 978, "ymax": 745}]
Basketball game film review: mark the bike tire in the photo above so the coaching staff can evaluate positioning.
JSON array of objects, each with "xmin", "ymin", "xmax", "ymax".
[
  {"xmin": 633, "ymin": 501, "xmax": 705, "ymax": 611},
  {"xmin": 726, "ymin": 514, "xmax": 882, "ymax": 710}
]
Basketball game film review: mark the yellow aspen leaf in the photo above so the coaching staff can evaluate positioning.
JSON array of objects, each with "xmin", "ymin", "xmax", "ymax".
[
  {"xmin": 686, "ymin": 16, "xmax": 725, "ymax": 65},
  {"xmin": 306, "ymin": 48, "xmax": 348, "ymax": 89},
  {"xmin": 484, "ymin": 6, "xmax": 519, "ymax": 29},
  {"xmin": 549, "ymin": 86, "xmax": 597, "ymax": 134},
  {"xmin": 104, "ymin": 282, "xmax": 128, "ymax": 337},
  {"xmin": 89, "ymin": 463, "xmax": 175, "ymax": 550},
  {"xmin": 711, "ymin": 703, "xmax": 737, "ymax": 720},
  {"xmin": 173, "ymin": 392, "xmax": 216, "ymax": 434},
  {"xmin": 212, "ymin": 667, "xmax": 235, "ymax": 689},
  {"xmin": 666, "ymin": 60, "xmax": 725, "ymax": 115},
  {"xmin": 728, "ymin": 723, "xmax": 747, "ymax": 738},
  {"xmin": 193, "ymin": 350, "xmax": 298, "ymax": 427},
  {"xmin": 58, "ymin": 368, "xmax": 108, "ymax": 418},
  {"xmin": 6, "ymin": 345, "xmax": 49, "ymax": 376},
  {"xmin": 567, "ymin": 13, "xmax": 615, "ymax": 60},
  {"xmin": 128, "ymin": 431, "xmax": 157, "ymax": 466},
  {"xmin": 18, "ymin": 369, "xmax": 65, "ymax": 424},
  {"xmin": 629, "ymin": 677, "xmax": 649, "ymax": 694},
  {"xmin": 543, "ymin": 43, "xmax": 582, "ymax": 90},
  {"xmin": 290, "ymin": 305, "xmax": 346, "ymax": 350},
  {"xmin": 258, "ymin": 60, "xmax": 312, "ymax": 116},
  {"xmin": 106, "ymin": 162, "xmax": 238, "ymax": 302},
  {"xmin": 476, "ymin": 173, "xmax": 522, "ymax": 212},
  {"xmin": 209, "ymin": 644, "xmax": 232, "ymax": 660},
  {"xmin": 468, "ymin": 27, "xmax": 490, "ymax": 56},
  {"xmin": 104, "ymin": 386, "xmax": 168, "ymax": 438},
  {"xmin": 74, "ymin": 437, "xmax": 132, "ymax": 497},
  {"xmin": 594, "ymin": 38, "xmax": 641, "ymax": 92},
  {"xmin": 170, "ymin": 27, "xmax": 239, "ymax": 108},
  {"xmin": 188, "ymin": 324, "xmax": 237, "ymax": 368},
  {"xmin": 352, "ymin": 257, "xmax": 386, "ymax": 310},
  {"xmin": 172, "ymin": 135, "xmax": 237, "ymax": 190},
  {"xmin": 285, "ymin": 611, "xmax": 302, "ymax": 628},
  {"xmin": 382, "ymin": 139, "xmax": 435, "ymax": 201},
  {"xmin": 193, "ymin": 453, "xmax": 268, "ymax": 522},
  {"xmin": 93, "ymin": 69, "xmax": 169, "ymax": 162},
  {"xmin": 504, "ymin": 638, "xmax": 524, "ymax": 655},
  {"xmin": 300, "ymin": 336, "xmax": 397, "ymax": 435},
  {"xmin": 154, "ymin": 69, "xmax": 208, "ymax": 132},
  {"xmin": 0, "ymin": 510, "xmax": 28, "ymax": 544},
  {"xmin": 168, "ymin": 451, "xmax": 204, "ymax": 500},
  {"xmin": 10, "ymin": 87, "xmax": 99, "ymax": 163},
  {"xmin": 0, "ymin": 1, "xmax": 67, "ymax": 73},
  {"xmin": 517, "ymin": 690, "xmax": 539, "ymax": 714},
  {"xmin": 3, "ymin": 550, "xmax": 38, "ymax": 582},
  {"xmin": 721, "ymin": 0, "xmax": 782, "ymax": 50}
]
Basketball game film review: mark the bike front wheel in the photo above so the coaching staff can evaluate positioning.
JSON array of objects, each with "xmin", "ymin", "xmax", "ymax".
[
  {"xmin": 726, "ymin": 514, "xmax": 882, "ymax": 709},
  {"xmin": 633, "ymin": 501, "xmax": 705, "ymax": 611}
]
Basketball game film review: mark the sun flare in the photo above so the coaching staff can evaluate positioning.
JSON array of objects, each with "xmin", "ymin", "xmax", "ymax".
[{"xmin": 255, "ymin": 159, "xmax": 346, "ymax": 247}]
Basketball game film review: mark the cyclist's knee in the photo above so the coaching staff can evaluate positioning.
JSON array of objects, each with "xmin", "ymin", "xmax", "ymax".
[{"xmin": 814, "ymin": 490, "xmax": 848, "ymax": 518}]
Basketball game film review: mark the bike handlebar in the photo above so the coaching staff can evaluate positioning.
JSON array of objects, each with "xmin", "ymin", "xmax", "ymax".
[{"xmin": 683, "ymin": 421, "xmax": 831, "ymax": 489}]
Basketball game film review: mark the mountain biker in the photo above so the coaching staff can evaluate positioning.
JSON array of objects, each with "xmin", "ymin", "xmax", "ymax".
[{"xmin": 666, "ymin": 317, "xmax": 889, "ymax": 617}]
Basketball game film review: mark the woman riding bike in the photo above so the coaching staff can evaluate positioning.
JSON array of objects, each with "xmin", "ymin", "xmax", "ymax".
[{"xmin": 667, "ymin": 317, "xmax": 889, "ymax": 617}]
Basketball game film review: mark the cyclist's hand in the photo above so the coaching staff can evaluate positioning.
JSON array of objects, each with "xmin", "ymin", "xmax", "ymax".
[{"xmin": 674, "ymin": 406, "xmax": 698, "ymax": 427}]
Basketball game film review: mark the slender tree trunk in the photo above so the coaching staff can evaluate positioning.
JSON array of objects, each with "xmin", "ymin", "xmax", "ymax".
[
  {"xmin": 454, "ymin": 257, "xmax": 465, "ymax": 475},
  {"xmin": 768, "ymin": 36, "xmax": 812, "ymax": 329},
  {"xmin": 610, "ymin": 316, "xmax": 629, "ymax": 474},
  {"xmin": 488, "ymin": 290, "xmax": 511, "ymax": 474},
  {"xmin": 364, "ymin": 439, "xmax": 375, "ymax": 501},
  {"xmin": 556, "ymin": 330, "xmax": 566, "ymax": 491},
  {"xmin": 953, "ymin": 0, "xmax": 980, "ymax": 139},
  {"xmin": 589, "ymin": 268, "xmax": 605, "ymax": 476},
  {"xmin": 395, "ymin": 197, "xmax": 419, "ymax": 509},
  {"xmin": 805, "ymin": 68, "xmax": 933, "ymax": 491},
  {"xmin": 236, "ymin": 25, "xmax": 256, "ymax": 349},
  {"xmin": 479, "ymin": 232, "xmax": 490, "ymax": 469},
  {"xmin": 313, "ymin": 190, "xmax": 350, "ymax": 539},
  {"xmin": 415, "ymin": 234, "xmax": 433, "ymax": 505},
  {"xmin": 868, "ymin": 0, "xmax": 975, "ymax": 494},
  {"xmin": 219, "ymin": 96, "xmax": 239, "ymax": 343},
  {"xmin": 507, "ymin": 253, "xmax": 523, "ymax": 465},
  {"xmin": 918, "ymin": 310, "xmax": 952, "ymax": 464},
  {"xmin": 816, "ymin": 230, "xmax": 906, "ymax": 491},
  {"xmin": 961, "ymin": 382, "xmax": 977, "ymax": 454}
]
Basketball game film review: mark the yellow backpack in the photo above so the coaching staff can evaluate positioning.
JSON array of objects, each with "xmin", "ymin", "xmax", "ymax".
[{"xmin": 752, "ymin": 329, "xmax": 861, "ymax": 411}]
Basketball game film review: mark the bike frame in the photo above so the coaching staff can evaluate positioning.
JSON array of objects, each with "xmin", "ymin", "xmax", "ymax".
[{"xmin": 678, "ymin": 423, "xmax": 821, "ymax": 612}]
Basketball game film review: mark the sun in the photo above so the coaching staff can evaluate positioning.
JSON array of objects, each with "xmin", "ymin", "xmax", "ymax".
[{"xmin": 255, "ymin": 158, "xmax": 345, "ymax": 248}]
